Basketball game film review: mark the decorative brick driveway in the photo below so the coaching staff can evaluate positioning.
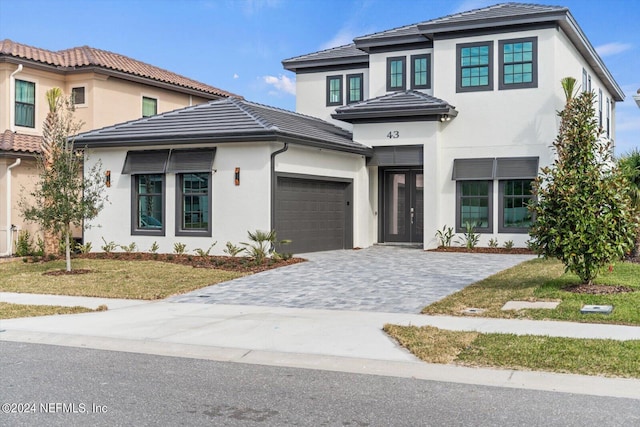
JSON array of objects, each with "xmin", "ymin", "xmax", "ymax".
[{"xmin": 169, "ymin": 246, "xmax": 534, "ymax": 313}]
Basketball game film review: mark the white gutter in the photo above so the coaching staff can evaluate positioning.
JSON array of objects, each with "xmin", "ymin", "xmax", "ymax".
[
  {"xmin": 2, "ymin": 158, "xmax": 21, "ymax": 256},
  {"xmin": 9, "ymin": 64, "xmax": 23, "ymax": 132}
]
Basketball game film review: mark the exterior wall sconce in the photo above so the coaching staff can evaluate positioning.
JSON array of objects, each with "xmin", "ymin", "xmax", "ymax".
[
  {"xmin": 439, "ymin": 114, "xmax": 451, "ymax": 122},
  {"xmin": 235, "ymin": 167, "xmax": 240, "ymax": 186},
  {"xmin": 105, "ymin": 170, "xmax": 111, "ymax": 187}
]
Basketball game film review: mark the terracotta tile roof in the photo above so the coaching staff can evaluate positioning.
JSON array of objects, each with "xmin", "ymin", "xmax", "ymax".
[
  {"xmin": 0, "ymin": 129, "xmax": 42, "ymax": 154},
  {"xmin": 0, "ymin": 39, "xmax": 237, "ymax": 99}
]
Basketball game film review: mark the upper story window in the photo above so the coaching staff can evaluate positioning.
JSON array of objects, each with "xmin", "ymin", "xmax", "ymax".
[
  {"xmin": 457, "ymin": 42, "xmax": 493, "ymax": 92},
  {"xmin": 326, "ymin": 75, "xmax": 343, "ymax": 106},
  {"xmin": 598, "ymin": 89, "xmax": 603, "ymax": 127},
  {"xmin": 71, "ymin": 87, "xmax": 86, "ymax": 106},
  {"xmin": 387, "ymin": 56, "xmax": 406, "ymax": 91},
  {"xmin": 346, "ymin": 73, "xmax": 363, "ymax": 104},
  {"xmin": 411, "ymin": 54, "xmax": 430, "ymax": 89},
  {"xmin": 582, "ymin": 68, "xmax": 588, "ymax": 92},
  {"xmin": 499, "ymin": 37, "xmax": 537, "ymax": 90},
  {"xmin": 15, "ymin": 79, "xmax": 35, "ymax": 128},
  {"xmin": 142, "ymin": 96, "xmax": 157, "ymax": 117},
  {"xmin": 606, "ymin": 97, "xmax": 611, "ymax": 138}
]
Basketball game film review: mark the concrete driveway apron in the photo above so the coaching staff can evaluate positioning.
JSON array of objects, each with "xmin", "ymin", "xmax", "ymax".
[{"xmin": 169, "ymin": 246, "xmax": 534, "ymax": 313}]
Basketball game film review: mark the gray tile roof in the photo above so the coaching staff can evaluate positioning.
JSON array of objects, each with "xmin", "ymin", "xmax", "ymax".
[
  {"xmin": 332, "ymin": 91, "xmax": 457, "ymax": 122},
  {"xmin": 282, "ymin": 43, "xmax": 368, "ymax": 71},
  {"xmin": 74, "ymin": 98, "xmax": 371, "ymax": 155}
]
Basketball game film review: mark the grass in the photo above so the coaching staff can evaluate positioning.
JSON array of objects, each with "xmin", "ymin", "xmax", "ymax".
[
  {"xmin": 0, "ymin": 302, "xmax": 94, "ymax": 319},
  {"xmin": 423, "ymin": 258, "xmax": 640, "ymax": 325},
  {"xmin": 0, "ymin": 259, "xmax": 245, "ymax": 300},
  {"xmin": 384, "ymin": 324, "xmax": 640, "ymax": 378}
]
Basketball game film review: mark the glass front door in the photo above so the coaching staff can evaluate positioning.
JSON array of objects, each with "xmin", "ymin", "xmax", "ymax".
[{"xmin": 383, "ymin": 169, "xmax": 423, "ymax": 243}]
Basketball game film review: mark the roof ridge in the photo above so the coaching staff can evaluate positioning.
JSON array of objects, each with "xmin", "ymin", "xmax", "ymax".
[{"xmin": 231, "ymin": 98, "xmax": 276, "ymax": 130}]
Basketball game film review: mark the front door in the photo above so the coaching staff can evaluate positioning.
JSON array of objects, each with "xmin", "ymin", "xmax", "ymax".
[{"xmin": 383, "ymin": 169, "xmax": 424, "ymax": 243}]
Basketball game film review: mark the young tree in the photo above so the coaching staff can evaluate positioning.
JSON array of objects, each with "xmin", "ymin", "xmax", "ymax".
[
  {"xmin": 618, "ymin": 148, "xmax": 640, "ymax": 256},
  {"xmin": 529, "ymin": 86, "xmax": 637, "ymax": 285},
  {"xmin": 20, "ymin": 89, "xmax": 106, "ymax": 272}
]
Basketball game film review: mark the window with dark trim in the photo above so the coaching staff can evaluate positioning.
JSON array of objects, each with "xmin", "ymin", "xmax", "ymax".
[
  {"xmin": 606, "ymin": 97, "xmax": 610, "ymax": 138},
  {"xmin": 326, "ymin": 75, "xmax": 343, "ymax": 106},
  {"xmin": 176, "ymin": 173, "xmax": 212, "ymax": 237},
  {"xmin": 582, "ymin": 68, "xmax": 588, "ymax": 92},
  {"xmin": 457, "ymin": 42, "xmax": 493, "ymax": 92},
  {"xmin": 71, "ymin": 87, "xmax": 86, "ymax": 105},
  {"xmin": 15, "ymin": 79, "xmax": 35, "ymax": 128},
  {"xmin": 598, "ymin": 89, "xmax": 603, "ymax": 128},
  {"xmin": 411, "ymin": 54, "xmax": 430, "ymax": 89},
  {"xmin": 132, "ymin": 174, "xmax": 165, "ymax": 236},
  {"xmin": 499, "ymin": 180, "xmax": 534, "ymax": 233},
  {"xmin": 346, "ymin": 73, "xmax": 363, "ymax": 104},
  {"xmin": 499, "ymin": 37, "xmax": 537, "ymax": 90},
  {"xmin": 387, "ymin": 56, "xmax": 406, "ymax": 91},
  {"xmin": 142, "ymin": 96, "xmax": 157, "ymax": 117},
  {"xmin": 456, "ymin": 181, "xmax": 493, "ymax": 233}
]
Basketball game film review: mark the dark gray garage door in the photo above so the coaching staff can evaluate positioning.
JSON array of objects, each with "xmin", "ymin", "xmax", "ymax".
[{"xmin": 275, "ymin": 174, "xmax": 353, "ymax": 254}]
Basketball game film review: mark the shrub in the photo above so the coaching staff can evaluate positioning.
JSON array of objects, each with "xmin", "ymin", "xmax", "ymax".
[
  {"xmin": 15, "ymin": 230, "xmax": 34, "ymax": 257},
  {"xmin": 241, "ymin": 230, "xmax": 291, "ymax": 265},
  {"xmin": 101, "ymin": 237, "xmax": 117, "ymax": 253},
  {"xmin": 435, "ymin": 225, "xmax": 454, "ymax": 247},
  {"xmin": 194, "ymin": 242, "xmax": 217, "ymax": 257},
  {"xmin": 488, "ymin": 238, "xmax": 499, "ymax": 248},
  {"xmin": 223, "ymin": 241, "xmax": 245, "ymax": 257},
  {"xmin": 173, "ymin": 242, "xmax": 187, "ymax": 255},
  {"xmin": 455, "ymin": 222, "xmax": 480, "ymax": 250},
  {"xmin": 120, "ymin": 242, "xmax": 137, "ymax": 253},
  {"xmin": 75, "ymin": 241, "xmax": 92, "ymax": 254},
  {"xmin": 503, "ymin": 240, "xmax": 514, "ymax": 250},
  {"xmin": 149, "ymin": 241, "xmax": 159, "ymax": 254}
]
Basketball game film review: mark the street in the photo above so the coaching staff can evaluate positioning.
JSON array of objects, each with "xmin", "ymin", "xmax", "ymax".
[{"xmin": 1, "ymin": 341, "xmax": 638, "ymax": 426}]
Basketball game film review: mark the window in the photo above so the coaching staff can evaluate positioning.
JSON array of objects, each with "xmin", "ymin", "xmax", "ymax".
[
  {"xmin": 176, "ymin": 173, "xmax": 211, "ymax": 236},
  {"xmin": 598, "ymin": 89, "xmax": 603, "ymax": 128},
  {"xmin": 499, "ymin": 37, "xmax": 537, "ymax": 90},
  {"xmin": 456, "ymin": 181, "xmax": 493, "ymax": 233},
  {"xmin": 457, "ymin": 42, "xmax": 493, "ymax": 92},
  {"xmin": 133, "ymin": 174, "xmax": 165, "ymax": 236},
  {"xmin": 71, "ymin": 87, "xmax": 86, "ymax": 105},
  {"xmin": 346, "ymin": 73, "xmax": 363, "ymax": 104},
  {"xmin": 15, "ymin": 79, "xmax": 35, "ymax": 128},
  {"xmin": 588, "ymin": 75, "xmax": 592, "ymax": 92},
  {"xmin": 582, "ymin": 68, "xmax": 588, "ymax": 92},
  {"xmin": 606, "ymin": 97, "xmax": 610, "ymax": 138},
  {"xmin": 387, "ymin": 56, "xmax": 406, "ymax": 91},
  {"xmin": 142, "ymin": 96, "xmax": 157, "ymax": 117},
  {"xmin": 499, "ymin": 180, "xmax": 534, "ymax": 233},
  {"xmin": 326, "ymin": 76, "xmax": 342, "ymax": 106},
  {"xmin": 411, "ymin": 54, "xmax": 430, "ymax": 89}
]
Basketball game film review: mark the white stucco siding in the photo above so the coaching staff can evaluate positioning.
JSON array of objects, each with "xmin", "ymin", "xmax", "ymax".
[
  {"xmin": 84, "ymin": 143, "xmax": 271, "ymax": 256},
  {"xmin": 295, "ymin": 67, "xmax": 368, "ymax": 130},
  {"xmin": 274, "ymin": 144, "xmax": 371, "ymax": 248}
]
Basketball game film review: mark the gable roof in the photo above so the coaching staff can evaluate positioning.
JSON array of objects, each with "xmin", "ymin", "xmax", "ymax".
[
  {"xmin": 283, "ymin": 3, "xmax": 624, "ymax": 101},
  {"xmin": 332, "ymin": 90, "xmax": 457, "ymax": 122},
  {"xmin": 0, "ymin": 130, "xmax": 41, "ymax": 155},
  {"xmin": 282, "ymin": 43, "xmax": 368, "ymax": 72},
  {"xmin": 0, "ymin": 39, "xmax": 237, "ymax": 99},
  {"xmin": 74, "ymin": 98, "xmax": 371, "ymax": 156}
]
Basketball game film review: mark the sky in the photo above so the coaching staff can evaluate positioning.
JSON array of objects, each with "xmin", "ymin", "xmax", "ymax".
[{"xmin": 1, "ymin": 0, "xmax": 638, "ymax": 154}]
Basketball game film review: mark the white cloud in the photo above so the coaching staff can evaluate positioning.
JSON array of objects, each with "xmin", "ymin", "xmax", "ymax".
[
  {"xmin": 320, "ymin": 28, "xmax": 357, "ymax": 50},
  {"xmin": 263, "ymin": 74, "xmax": 296, "ymax": 96},
  {"xmin": 595, "ymin": 42, "xmax": 633, "ymax": 57},
  {"xmin": 233, "ymin": 73, "xmax": 239, "ymax": 79}
]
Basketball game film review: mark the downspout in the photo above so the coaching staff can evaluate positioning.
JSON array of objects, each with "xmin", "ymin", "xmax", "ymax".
[
  {"xmin": 2, "ymin": 158, "xmax": 21, "ymax": 256},
  {"xmin": 9, "ymin": 64, "xmax": 23, "ymax": 132},
  {"xmin": 270, "ymin": 142, "xmax": 289, "ymax": 231}
]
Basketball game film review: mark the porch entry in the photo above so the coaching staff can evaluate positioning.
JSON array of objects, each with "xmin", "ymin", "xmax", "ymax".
[{"xmin": 382, "ymin": 169, "xmax": 424, "ymax": 243}]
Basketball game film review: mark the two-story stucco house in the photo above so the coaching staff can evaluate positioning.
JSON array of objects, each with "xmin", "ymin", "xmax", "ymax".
[
  {"xmin": 76, "ymin": 3, "xmax": 624, "ymax": 255},
  {"xmin": 0, "ymin": 40, "xmax": 235, "ymax": 255}
]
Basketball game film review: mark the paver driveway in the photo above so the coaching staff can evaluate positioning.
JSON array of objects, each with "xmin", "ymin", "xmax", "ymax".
[{"xmin": 169, "ymin": 246, "xmax": 535, "ymax": 313}]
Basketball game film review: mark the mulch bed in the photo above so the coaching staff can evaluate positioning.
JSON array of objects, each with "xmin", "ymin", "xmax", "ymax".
[
  {"xmin": 429, "ymin": 246, "xmax": 534, "ymax": 255},
  {"xmin": 563, "ymin": 284, "xmax": 635, "ymax": 295}
]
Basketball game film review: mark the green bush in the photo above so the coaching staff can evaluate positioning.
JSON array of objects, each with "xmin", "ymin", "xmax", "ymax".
[{"xmin": 15, "ymin": 230, "xmax": 34, "ymax": 257}]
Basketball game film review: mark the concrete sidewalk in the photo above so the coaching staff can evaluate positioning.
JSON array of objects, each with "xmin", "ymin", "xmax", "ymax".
[{"xmin": 1, "ymin": 296, "xmax": 639, "ymax": 400}]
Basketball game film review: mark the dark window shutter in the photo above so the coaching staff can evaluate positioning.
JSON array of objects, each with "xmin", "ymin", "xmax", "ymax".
[
  {"xmin": 122, "ymin": 150, "xmax": 169, "ymax": 174},
  {"xmin": 496, "ymin": 157, "xmax": 539, "ymax": 179},
  {"xmin": 166, "ymin": 149, "xmax": 216, "ymax": 173},
  {"xmin": 367, "ymin": 145, "xmax": 423, "ymax": 166},
  {"xmin": 452, "ymin": 158, "xmax": 495, "ymax": 180}
]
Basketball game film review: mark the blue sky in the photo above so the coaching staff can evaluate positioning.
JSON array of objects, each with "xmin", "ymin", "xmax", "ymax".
[{"xmin": 1, "ymin": 0, "xmax": 638, "ymax": 154}]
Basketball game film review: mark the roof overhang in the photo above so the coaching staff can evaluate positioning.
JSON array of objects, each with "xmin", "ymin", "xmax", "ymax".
[
  {"xmin": 353, "ymin": 34, "xmax": 430, "ymax": 52},
  {"xmin": 634, "ymin": 92, "xmax": 640, "ymax": 108},
  {"xmin": 282, "ymin": 56, "xmax": 368, "ymax": 72},
  {"xmin": 332, "ymin": 105, "xmax": 458, "ymax": 123}
]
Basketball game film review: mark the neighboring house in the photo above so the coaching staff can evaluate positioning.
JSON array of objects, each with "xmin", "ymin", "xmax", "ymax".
[
  {"xmin": 634, "ymin": 88, "xmax": 640, "ymax": 108},
  {"xmin": 76, "ymin": 3, "xmax": 624, "ymax": 255},
  {"xmin": 0, "ymin": 40, "xmax": 235, "ymax": 255}
]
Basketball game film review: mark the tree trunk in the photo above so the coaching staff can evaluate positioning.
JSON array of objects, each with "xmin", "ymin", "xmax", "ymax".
[
  {"xmin": 44, "ymin": 230, "xmax": 58, "ymax": 256},
  {"xmin": 65, "ymin": 227, "xmax": 71, "ymax": 272}
]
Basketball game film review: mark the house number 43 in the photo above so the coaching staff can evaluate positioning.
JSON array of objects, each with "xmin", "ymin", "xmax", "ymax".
[{"xmin": 386, "ymin": 131, "xmax": 399, "ymax": 139}]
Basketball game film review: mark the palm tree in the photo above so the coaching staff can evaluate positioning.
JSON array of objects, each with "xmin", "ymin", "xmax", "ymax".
[
  {"xmin": 618, "ymin": 148, "xmax": 640, "ymax": 256},
  {"xmin": 561, "ymin": 76, "xmax": 578, "ymax": 103}
]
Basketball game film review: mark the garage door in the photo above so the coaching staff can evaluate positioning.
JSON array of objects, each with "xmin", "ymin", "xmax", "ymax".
[{"xmin": 275, "ymin": 175, "xmax": 353, "ymax": 254}]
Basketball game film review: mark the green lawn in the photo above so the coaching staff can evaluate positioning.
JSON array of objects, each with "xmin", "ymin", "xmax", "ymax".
[
  {"xmin": 423, "ymin": 258, "xmax": 640, "ymax": 325},
  {"xmin": 384, "ymin": 324, "xmax": 640, "ymax": 378},
  {"xmin": 0, "ymin": 302, "xmax": 94, "ymax": 319},
  {"xmin": 0, "ymin": 259, "xmax": 245, "ymax": 300}
]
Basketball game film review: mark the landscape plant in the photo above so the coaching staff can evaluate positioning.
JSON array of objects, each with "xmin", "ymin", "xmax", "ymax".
[
  {"xmin": 173, "ymin": 242, "xmax": 187, "ymax": 255},
  {"xmin": 241, "ymin": 230, "xmax": 291, "ymax": 264},
  {"xmin": 223, "ymin": 241, "xmax": 245, "ymax": 257},
  {"xmin": 20, "ymin": 89, "xmax": 106, "ymax": 272},
  {"xmin": 101, "ymin": 237, "xmax": 117, "ymax": 253},
  {"xmin": 15, "ymin": 230, "xmax": 34, "ymax": 257},
  {"xmin": 617, "ymin": 148, "xmax": 640, "ymax": 256},
  {"xmin": 529, "ymin": 83, "xmax": 637, "ymax": 285},
  {"xmin": 455, "ymin": 222, "xmax": 480, "ymax": 249},
  {"xmin": 194, "ymin": 242, "xmax": 217, "ymax": 257},
  {"xmin": 435, "ymin": 225, "xmax": 454, "ymax": 247}
]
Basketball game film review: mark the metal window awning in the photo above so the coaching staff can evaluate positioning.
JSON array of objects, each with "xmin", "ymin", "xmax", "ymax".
[
  {"xmin": 122, "ymin": 148, "xmax": 216, "ymax": 174},
  {"xmin": 166, "ymin": 148, "xmax": 216, "ymax": 173},
  {"xmin": 367, "ymin": 145, "xmax": 423, "ymax": 166},
  {"xmin": 452, "ymin": 157, "xmax": 539, "ymax": 180},
  {"xmin": 122, "ymin": 150, "xmax": 169, "ymax": 174}
]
